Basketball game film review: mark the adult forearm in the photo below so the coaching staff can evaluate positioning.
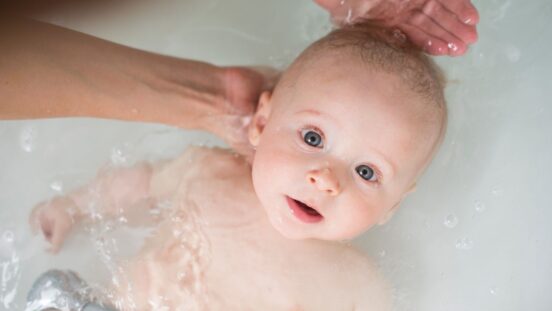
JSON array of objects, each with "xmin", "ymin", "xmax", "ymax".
[{"xmin": 0, "ymin": 16, "xmax": 227, "ymax": 129}]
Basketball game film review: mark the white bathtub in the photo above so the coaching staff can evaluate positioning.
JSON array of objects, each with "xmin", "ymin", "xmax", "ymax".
[{"xmin": 1, "ymin": 0, "xmax": 550, "ymax": 310}]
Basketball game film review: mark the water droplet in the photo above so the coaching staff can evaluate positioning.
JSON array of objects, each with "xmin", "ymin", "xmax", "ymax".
[
  {"xmin": 345, "ymin": 8, "xmax": 353, "ymax": 23},
  {"xmin": 491, "ymin": 186, "xmax": 503, "ymax": 197},
  {"xmin": 490, "ymin": 287, "xmax": 499, "ymax": 295},
  {"xmin": 455, "ymin": 237, "xmax": 473, "ymax": 250},
  {"xmin": 19, "ymin": 127, "xmax": 36, "ymax": 152},
  {"xmin": 177, "ymin": 271, "xmax": 186, "ymax": 281},
  {"xmin": 474, "ymin": 201, "xmax": 486, "ymax": 213},
  {"xmin": 443, "ymin": 214, "xmax": 459, "ymax": 228},
  {"xmin": 111, "ymin": 147, "xmax": 128, "ymax": 165},
  {"xmin": 2, "ymin": 230, "xmax": 14, "ymax": 243},
  {"xmin": 447, "ymin": 42, "xmax": 459, "ymax": 52},
  {"xmin": 50, "ymin": 181, "xmax": 63, "ymax": 192}
]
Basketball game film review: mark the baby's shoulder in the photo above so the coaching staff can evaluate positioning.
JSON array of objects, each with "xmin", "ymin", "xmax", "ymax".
[
  {"xmin": 150, "ymin": 146, "xmax": 250, "ymax": 198},
  {"xmin": 182, "ymin": 146, "xmax": 250, "ymax": 176}
]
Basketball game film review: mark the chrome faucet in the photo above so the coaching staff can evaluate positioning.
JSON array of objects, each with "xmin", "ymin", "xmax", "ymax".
[{"xmin": 26, "ymin": 270, "xmax": 116, "ymax": 311}]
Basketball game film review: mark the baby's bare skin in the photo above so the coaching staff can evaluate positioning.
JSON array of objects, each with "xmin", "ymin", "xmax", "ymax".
[
  {"xmin": 123, "ymin": 147, "xmax": 390, "ymax": 310},
  {"xmin": 30, "ymin": 26, "xmax": 447, "ymax": 311},
  {"xmin": 31, "ymin": 147, "xmax": 391, "ymax": 310}
]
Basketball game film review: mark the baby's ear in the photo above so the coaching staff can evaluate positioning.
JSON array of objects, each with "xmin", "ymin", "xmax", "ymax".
[
  {"xmin": 378, "ymin": 202, "xmax": 399, "ymax": 226},
  {"xmin": 248, "ymin": 90, "xmax": 273, "ymax": 147}
]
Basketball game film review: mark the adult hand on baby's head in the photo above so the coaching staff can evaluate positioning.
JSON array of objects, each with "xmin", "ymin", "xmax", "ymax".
[
  {"xmin": 29, "ymin": 197, "xmax": 76, "ymax": 254},
  {"xmin": 207, "ymin": 66, "xmax": 279, "ymax": 158},
  {"xmin": 314, "ymin": 0, "xmax": 479, "ymax": 56}
]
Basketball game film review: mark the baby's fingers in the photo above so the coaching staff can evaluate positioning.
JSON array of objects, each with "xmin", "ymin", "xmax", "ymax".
[{"xmin": 45, "ymin": 221, "xmax": 70, "ymax": 254}]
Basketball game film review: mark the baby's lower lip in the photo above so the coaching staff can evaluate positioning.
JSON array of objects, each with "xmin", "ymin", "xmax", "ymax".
[{"xmin": 285, "ymin": 196, "xmax": 323, "ymax": 224}]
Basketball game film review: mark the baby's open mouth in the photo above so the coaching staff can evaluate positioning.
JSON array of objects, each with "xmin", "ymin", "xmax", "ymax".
[{"xmin": 285, "ymin": 196, "xmax": 323, "ymax": 223}]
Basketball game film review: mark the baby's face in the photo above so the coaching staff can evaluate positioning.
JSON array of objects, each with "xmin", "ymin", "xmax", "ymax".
[{"xmin": 249, "ymin": 51, "xmax": 442, "ymax": 241}]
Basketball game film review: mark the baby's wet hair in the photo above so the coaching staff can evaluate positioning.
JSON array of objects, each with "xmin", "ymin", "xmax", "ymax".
[{"xmin": 292, "ymin": 23, "xmax": 447, "ymax": 112}]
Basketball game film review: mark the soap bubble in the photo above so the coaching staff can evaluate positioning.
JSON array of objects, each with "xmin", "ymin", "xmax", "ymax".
[
  {"xmin": 2, "ymin": 231, "xmax": 14, "ymax": 244},
  {"xmin": 474, "ymin": 201, "xmax": 486, "ymax": 213},
  {"xmin": 443, "ymin": 214, "xmax": 459, "ymax": 228}
]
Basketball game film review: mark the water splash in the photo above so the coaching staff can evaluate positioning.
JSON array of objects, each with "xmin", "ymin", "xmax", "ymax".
[
  {"xmin": 50, "ymin": 181, "xmax": 64, "ymax": 193},
  {"xmin": 110, "ymin": 148, "xmax": 129, "ymax": 166},
  {"xmin": 0, "ymin": 251, "xmax": 21, "ymax": 309},
  {"xmin": 455, "ymin": 237, "xmax": 474, "ymax": 250},
  {"xmin": 19, "ymin": 127, "xmax": 36, "ymax": 153}
]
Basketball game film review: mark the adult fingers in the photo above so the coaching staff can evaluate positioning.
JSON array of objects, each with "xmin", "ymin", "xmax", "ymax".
[
  {"xmin": 439, "ymin": 0, "xmax": 480, "ymax": 25},
  {"xmin": 405, "ymin": 11, "xmax": 468, "ymax": 56},
  {"xmin": 422, "ymin": 0, "xmax": 478, "ymax": 44},
  {"xmin": 398, "ymin": 24, "xmax": 450, "ymax": 56}
]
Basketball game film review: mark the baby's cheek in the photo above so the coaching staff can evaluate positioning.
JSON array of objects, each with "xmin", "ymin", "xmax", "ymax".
[{"xmin": 338, "ymin": 195, "xmax": 381, "ymax": 237}]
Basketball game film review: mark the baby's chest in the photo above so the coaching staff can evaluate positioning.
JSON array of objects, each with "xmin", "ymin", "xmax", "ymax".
[{"xmin": 202, "ymin": 235, "xmax": 347, "ymax": 311}]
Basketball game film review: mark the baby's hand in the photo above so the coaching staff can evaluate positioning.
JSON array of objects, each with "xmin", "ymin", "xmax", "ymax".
[{"xmin": 29, "ymin": 196, "xmax": 77, "ymax": 254}]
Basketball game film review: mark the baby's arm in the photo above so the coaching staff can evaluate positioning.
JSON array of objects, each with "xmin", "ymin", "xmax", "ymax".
[
  {"xmin": 30, "ymin": 163, "xmax": 153, "ymax": 253},
  {"xmin": 29, "ymin": 148, "xmax": 204, "ymax": 253}
]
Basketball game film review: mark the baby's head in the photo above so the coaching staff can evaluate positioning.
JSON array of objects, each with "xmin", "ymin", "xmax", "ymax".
[{"xmin": 248, "ymin": 24, "xmax": 446, "ymax": 241}]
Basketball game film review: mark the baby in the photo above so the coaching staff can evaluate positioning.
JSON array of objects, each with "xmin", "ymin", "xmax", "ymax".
[{"xmin": 29, "ymin": 24, "xmax": 446, "ymax": 311}]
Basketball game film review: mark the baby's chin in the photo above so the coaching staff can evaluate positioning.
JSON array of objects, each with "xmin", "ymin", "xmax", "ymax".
[{"xmin": 264, "ymin": 211, "xmax": 349, "ymax": 241}]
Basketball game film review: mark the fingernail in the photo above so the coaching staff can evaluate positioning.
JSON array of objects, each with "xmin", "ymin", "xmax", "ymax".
[{"xmin": 464, "ymin": 17, "xmax": 474, "ymax": 25}]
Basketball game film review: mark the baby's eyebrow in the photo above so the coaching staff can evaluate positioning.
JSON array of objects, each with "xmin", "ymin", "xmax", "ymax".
[{"xmin": 295, "ymin": 109, "xmax": 338, "ymax": 123}]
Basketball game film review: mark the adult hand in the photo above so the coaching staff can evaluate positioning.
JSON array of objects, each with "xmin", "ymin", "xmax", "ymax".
[
  {"xmin": 205, "ymin": 66, "xmax": 279, "ymax": 158},
  {"xmin": 314, "ymin": 0, "xmax": 479, "ymax": 56}
]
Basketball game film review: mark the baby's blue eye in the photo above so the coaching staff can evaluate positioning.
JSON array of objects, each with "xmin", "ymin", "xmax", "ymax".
[
  {"xmin": 356, "ymin": 165, "xmax": 376, "ymax": 181},
  {"xmin": 302, "ymin": 130, "xmax": 323, "ymax": 148}
]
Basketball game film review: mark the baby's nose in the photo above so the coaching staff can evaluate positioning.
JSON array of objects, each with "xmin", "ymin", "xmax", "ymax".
[{"xmin": 306, "ymin": 168, "xmax": 341, "ymax": 196}]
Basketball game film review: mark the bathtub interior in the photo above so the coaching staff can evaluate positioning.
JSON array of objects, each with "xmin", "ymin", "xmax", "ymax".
[{"xmin": 1, "ymin": 0, "xmax": 551, "ymax": 310}]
